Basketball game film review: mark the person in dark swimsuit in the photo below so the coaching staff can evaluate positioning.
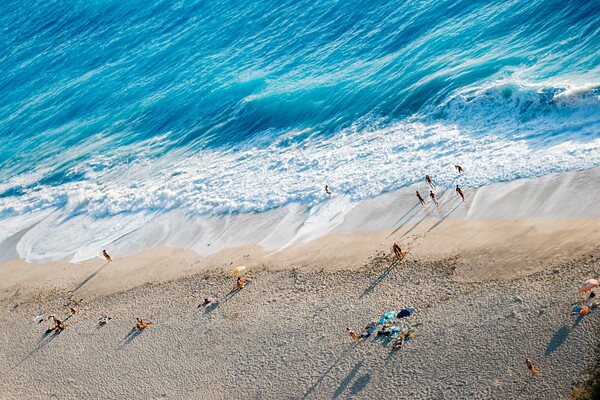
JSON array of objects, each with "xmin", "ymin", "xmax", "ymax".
[
  {"xmin": 392, "ymin": 243, "xmax": 405, "ymax": 261},
  {"xmin": 425, "ymin": 175, "xmax": 435, "ymax": 189},
  {"xmin": 455, "ymin": 164, "xmax": 464, "ymax": 173},
  {"xmin": 456, "ymin": 185, "xmax": 465, "ymax": 201},
  {"xmin": 429, "ymin": 191, "xmax": 439, "ymax": 206},
  {"xmin": 416, "ymin": 191, "xmax": 426, "ymax": 206},
  {"xmin": 525, "ymin": 358, "xmax": 538, "ymax": 376}
]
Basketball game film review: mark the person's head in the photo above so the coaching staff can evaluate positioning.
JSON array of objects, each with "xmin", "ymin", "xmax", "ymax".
[{"xmin": 590, "ymin": 291, "xmax": 596, "ymax": 298}]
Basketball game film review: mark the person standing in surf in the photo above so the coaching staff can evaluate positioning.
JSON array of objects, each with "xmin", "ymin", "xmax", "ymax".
[
  {"xmin": 102, "ymin": 249, "xmax": 112, "ymax": 262},
  {"xmin": 456, "ymin": 185, "xmax": 465, "ymax": 202},
  {"xmin": 455, "ymin": 164, "xmax": 464, "ymax": 173},
  {"xmin": 425, "ymin": 175, "xmax": 435, "ymax": 189},
  {"xmin": 325, "ymin": 185, "xmax": 332, "ymax": 196}
]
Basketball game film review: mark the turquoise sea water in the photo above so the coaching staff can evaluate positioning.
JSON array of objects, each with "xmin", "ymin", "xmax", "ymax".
[{"xmin": 1, "ymin": 0, "xmax": 599, "ymax": 260}]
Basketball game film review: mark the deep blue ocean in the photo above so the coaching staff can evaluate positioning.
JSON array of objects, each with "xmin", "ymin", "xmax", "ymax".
[{"xmin": 1, "ymin": 0, "xmax": 599, "ymax": 261}]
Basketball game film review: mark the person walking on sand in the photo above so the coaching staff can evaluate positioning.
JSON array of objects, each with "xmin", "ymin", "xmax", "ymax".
[
  {"xmin": 429, "ymin": 191, "xmax": 439, "ymax": 206},
  {"xmin": 392, "ymin": 243, "xmax": 405, "ymax": 261},
  {"xmin": 455, "ymin": 164, "xmax": 464, "ymax": 173},
  {"xmin": 525, "ymin": 358, "xmax": 538, "ymax": 376},
  {"xmin": 425, "ymin": 175, "xmax": 435, "ymax": 189},
  {"xmin": 416, "ymin": 191, "xmax": 426, "ymax": 206},
  {"xmin": 346, "ymin": 327, "xmax": 360, "ymax": 343},
  {"xmin": 456, "ymin": 185, "xmax": 465, "ymax": 202},
  {"xmin": 325, "ymin": 185, "xmax": 332, "ymax": 196},
  {"xmin": 102, "ymin": 249, "xmax": 112, "ymax": 262}
]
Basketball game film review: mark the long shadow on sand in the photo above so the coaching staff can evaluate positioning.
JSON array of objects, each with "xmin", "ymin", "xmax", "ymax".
[
  {"xmin": 332, "ymin": 360, "xmax": 363, "ymax": 399},
  {"xmin": 360, "ymin": 261, "xmax": 398, "ymax": 299},
  {"xmin": 68, "ymin": 262, "xmax": 110, "ymax": 294},
  {"xmin": 301, "ymin": 344, "xmax": 357, "ymax": 399},
  {"xmin": 386, "ymin": 203, "xmax": 422, "ymax": 239},
  {"xmin": 349, "ymin": 373, "xmax": 371, "ymax": 396},
  {"xmin": 424, "ymin": 201, "xmax": 462, "ymax": 234},
  {"xmin": 118, "ymin": 327, "xmax": 144, "ymax": 349},
  {"xmin": 545, "ymin": 325, "xmax": 570, "ymax": 356},
  {"xmin": 194, "ymin": 302, "xmax": 220, "ymax": 317},
  {"xmin": 19, "ymin": 331, "xmax": 60, "ymax": 365}
]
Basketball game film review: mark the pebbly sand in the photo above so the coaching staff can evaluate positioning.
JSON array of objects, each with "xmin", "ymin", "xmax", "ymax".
[{"xmin": 1, "ymin": 168, "xmax": 600, "ymax": 399}]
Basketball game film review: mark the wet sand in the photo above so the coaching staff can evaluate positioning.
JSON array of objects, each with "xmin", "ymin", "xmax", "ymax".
[{"xmin": 1, "ymin": 168, "xmax": 600, "ymax": 399}]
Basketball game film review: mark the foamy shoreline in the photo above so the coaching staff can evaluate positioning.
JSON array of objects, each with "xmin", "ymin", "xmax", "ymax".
[
  {"xmin": 2, "ymin": 166, "xmax": 600, "ymax": 299},
  {"xmin": 1, "ymin": 167, "xmax": 600, "ymax": 399}
]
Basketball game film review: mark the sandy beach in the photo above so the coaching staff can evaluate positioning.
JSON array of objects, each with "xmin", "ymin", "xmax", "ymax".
[{"xmin": 1, "ymin": 168, "xmax": 600, "ymax": 399}]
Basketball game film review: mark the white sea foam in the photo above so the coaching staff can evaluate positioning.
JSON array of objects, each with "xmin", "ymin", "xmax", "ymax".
[{"xmin": 2, "ymin": 79, "xmax": 600, "ymax": 263}]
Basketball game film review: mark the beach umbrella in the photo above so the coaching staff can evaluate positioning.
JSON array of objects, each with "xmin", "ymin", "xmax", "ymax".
[
  {"xmin": 579, "ymin": 279, "xmax": 598, "ymax": 292},
  {"xmin": 379, "ymin": 311, "xmax": 395, "ymax": 324},
  {"xmin": 231, "ymin": 266, "xmax": 246, "ymax": 276},
  {"xmin": 397, "ymin": 307, "xmax": 415, "ymax": 319}
]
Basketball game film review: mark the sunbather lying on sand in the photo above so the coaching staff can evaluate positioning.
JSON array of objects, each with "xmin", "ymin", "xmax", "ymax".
[
  {"xmin": 198, "ymin": 297, "xmax": 219, "ymax": 309},
  {"xmin": 236, "ymin": 277, "xmax": 251, "ymax": 290},
  {"xmin": 135, "ymin": 318, "xmax": 152, "ymax": 331},
  {"xmin": 346, "ymin": 327, "xmax": 361, "ymax": 343},
  {"xmin": 47, "ymin": 316, "xmax": 65, "ymax": 334},
  {"xmin": 360, "ymin": 322, "xmax": 377, "ymax": 339}
]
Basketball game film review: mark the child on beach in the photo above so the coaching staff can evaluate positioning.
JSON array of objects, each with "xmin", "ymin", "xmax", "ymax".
[
  {"xmin": 102, "ymin": 250, "xmax": 112, "ymax": 262},
  {"xmin": 425, "ymin": 175, "xmax": 435, "ymax": 189},
  {"xmin": 416, "ymin": 191, "xmax": 426, "ymax": 206},
  {"xmin": 525, "ymin": 358, "xmax": 538, "ymax": 376},
  {"xmin": 456, "ymin": 185, "xmax": 465, "ymax": 202}
]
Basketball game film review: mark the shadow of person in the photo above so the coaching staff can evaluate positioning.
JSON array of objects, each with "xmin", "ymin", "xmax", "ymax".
[
  {"xmin": 360, "ymin": 261, "xmax": 398, "ymax": 299},
  {"xmin": 118, "ymin": 327, "xmax": 143, "ymax": 350},
  {"xmin": 349, "ymin": 373, "xmax": 371, "ymax": 396},
  {"xmin": 332, "ymin": 361, "xmax": 363, "ymax": 399},
  {"xmin": 18, "ymin": 329, "xmax": 61, "ymax": 366},
  {"xmin": 544, "ymin": 325, "xmax": 569, "ymax": 356},
  {"xmin": 300, "ymin": 344, "xmax": 357, "ymax": 399}
]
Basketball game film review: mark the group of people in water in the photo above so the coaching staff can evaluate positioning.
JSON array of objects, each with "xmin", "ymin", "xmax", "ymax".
[
  {"xmin": 417, "ymin": 165, "xmax": 465, "ymax": 207},
  {"xmin": 326, "ymin": 164, "xmax": 466, "ymax": 206}
]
